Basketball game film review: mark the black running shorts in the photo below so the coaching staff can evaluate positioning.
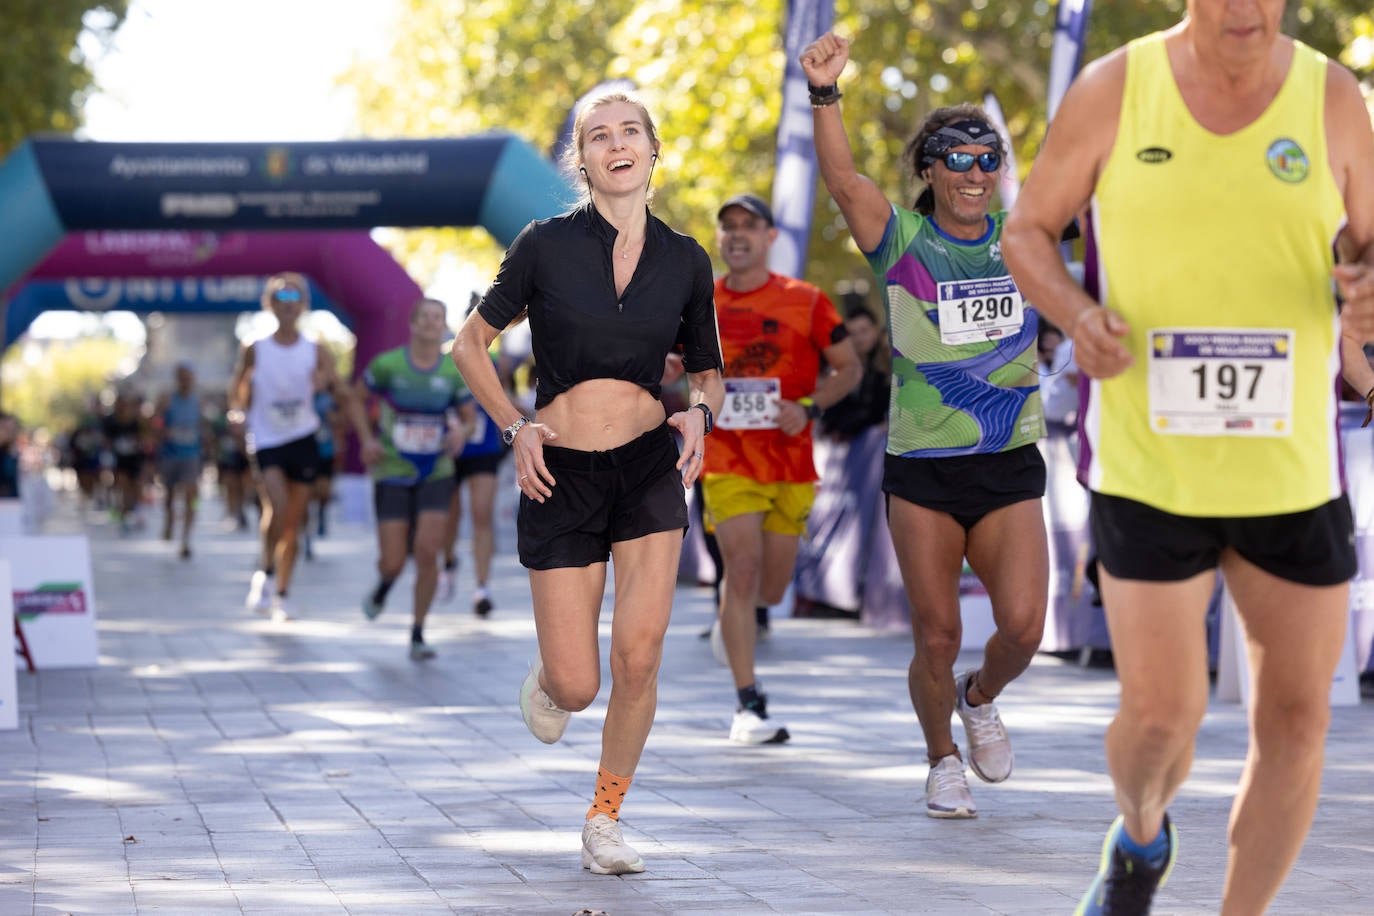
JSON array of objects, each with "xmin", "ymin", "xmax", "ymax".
[
  {"xmin": 883, "ymin": 444, "xmax": 1046, "ymax": 531},
  {"xmin": 1090, "ymin": 491, "xmax": 1356, "ymax": 587},
  {"xmin": 518, "ymin": 422, "xmax": 688, "ymax": 570}
]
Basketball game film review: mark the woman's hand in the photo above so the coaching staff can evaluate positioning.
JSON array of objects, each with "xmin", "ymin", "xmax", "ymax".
[
  {"xmin": 513, "ymin": 421, "xmax": 558, "ymax": 502},
  {"xmin": 667, "ymin": 407, "xmax": 707, "ymax": 488}
]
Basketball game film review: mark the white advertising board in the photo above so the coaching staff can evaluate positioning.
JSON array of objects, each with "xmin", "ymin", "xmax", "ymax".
[
  {"xmin": 3, "ymin": 535, "xmax": 99, "ymax": 669},
  {"xmin": 0, "ymin": 560, "xmax": 18, "ymax": 729}
]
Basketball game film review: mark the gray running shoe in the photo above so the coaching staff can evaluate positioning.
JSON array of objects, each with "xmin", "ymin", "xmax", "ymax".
[
  {"xmin": 519, "ymin": 661, "xmax": 570, "ymax": 744},
  {"xmin": 924, "ymin": 754, "xmax": 976, "ymax": 819},
  {"xmin": 954, "ymin": 669, "xmax": 1013, "ymax": 783},
  {"xmin": 581, "ymin": 814, "xmax": 645, "ymax": 875}
]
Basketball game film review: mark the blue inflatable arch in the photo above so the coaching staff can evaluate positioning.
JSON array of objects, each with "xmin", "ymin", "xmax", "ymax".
[{"xmin": 0, "ymin": 135, "xmax": 569, "ymax": 364}]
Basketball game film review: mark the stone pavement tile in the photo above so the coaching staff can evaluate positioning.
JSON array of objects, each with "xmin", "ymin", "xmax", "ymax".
[
  {"xmin": 34, "ymin": 883, "xmax": 137, "ymax": 913},
  {"xmin": 13, "ymin": 492, "xmax": 1374, "ymax": 914}
]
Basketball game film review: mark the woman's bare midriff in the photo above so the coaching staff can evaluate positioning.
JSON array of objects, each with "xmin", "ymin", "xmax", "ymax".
[{"xmin": 534, "ymin": 379, "xmax": 668, "ymax": 452}]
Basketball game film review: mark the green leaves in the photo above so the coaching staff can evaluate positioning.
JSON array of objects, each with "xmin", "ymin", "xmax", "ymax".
[
  {"xmin": 0, "ymin": 1, "xmax": 128, "ymax": 155},
  {"xmin": 344, "ymin": 0, "xmax": 1369, "ymax": 297}
]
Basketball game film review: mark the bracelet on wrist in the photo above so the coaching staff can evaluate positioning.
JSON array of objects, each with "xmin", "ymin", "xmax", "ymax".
[
  {"xmin": 808, "ymin": 82, "xmax": 841, "ymax": 107},
  {"xmin": 692, "ymin": 402, "xmax": 713, "ymax": 436}
]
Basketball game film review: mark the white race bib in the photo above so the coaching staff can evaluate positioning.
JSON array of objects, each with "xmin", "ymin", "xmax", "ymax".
[
  {"xmin": 718, "ymin": 377, "xmax": 781, "ymax": 430},
  {"xmin": 936, "ymin": 276, "xmax": 1025, "ymax": 346},
  {"xmin": 268, "ymin": 399, "xmax": 304, "ymax": 431},
  {"xmin": 1147, "ymin": 328, "xmax": 1294, "ymax": 437},
  {"xmin": 392, "ymin": 413, "xmax": 445, "ymax": 454}
]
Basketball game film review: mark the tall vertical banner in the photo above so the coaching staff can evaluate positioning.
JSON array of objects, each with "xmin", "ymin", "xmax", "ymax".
[
  {"xmin": 981, "ymin": 92, "xmax": 1021, "ymax": 210},
  {"xmin": 769, "ymin": 0, "xmax": 836, "ymax": 280},
  {"xmin": 1047, "ymin": 0, "xmax": 1094, "ymax": 122}
]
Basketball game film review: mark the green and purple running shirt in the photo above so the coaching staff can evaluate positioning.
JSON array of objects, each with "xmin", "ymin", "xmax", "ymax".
[{"xmin": 866, "ymin": 206, "xmax": 1044, "ymax": 458}]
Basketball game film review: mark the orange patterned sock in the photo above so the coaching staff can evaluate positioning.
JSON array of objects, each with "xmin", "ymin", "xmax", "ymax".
[{"xmin": 586, "ymin": 766, "xmax": 632, "ymax": 821}]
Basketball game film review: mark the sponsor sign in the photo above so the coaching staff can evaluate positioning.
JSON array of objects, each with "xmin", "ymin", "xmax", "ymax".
[
  {"xmin": 4, "ymin": 536, "xmax": 98, "ymax": 669},
  {"xmin": 0, "ymin": 561, "xmax": 17, "ymax": 730},
  {"xmin": 30, "ymin": 138, "xmax": 506, "ymax": 230}
]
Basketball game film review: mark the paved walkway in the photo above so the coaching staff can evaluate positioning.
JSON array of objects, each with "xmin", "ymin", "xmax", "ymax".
[{"xmin": 3, "ymin": 481, "xmax": 1373, "ymax": 915}]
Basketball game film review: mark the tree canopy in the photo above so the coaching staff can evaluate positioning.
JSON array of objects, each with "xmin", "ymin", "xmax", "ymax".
[
  {"xmin": 350, "ymin": 1, "xmax": 1372, "ymax": 299},
  {"xmin": 0, "ymin": 1, "xmax": 129, "ymax": 157}
]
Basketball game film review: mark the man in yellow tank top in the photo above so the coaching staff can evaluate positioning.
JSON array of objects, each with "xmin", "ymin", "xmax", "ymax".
[{"xmin": 1004, "ymin": 2, "xmax": 1374, "ymax": 914}]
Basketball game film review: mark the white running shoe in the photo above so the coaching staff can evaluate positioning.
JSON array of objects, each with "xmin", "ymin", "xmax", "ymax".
[
  {"xmin": 954, "ymin": 669, "xmax": 1014, "ymax": 783},
  {"xmin": 269, "ymin": 594, "xmax": 294, "ymax": 623},
  {"xmin": 581, "ymin": 814, "xmax": 645, "ymax": 875},
  {"xmin": 409, "ymin": 639, "xmax": 437, "ymax": 661},
  {"xmin": 925, "ymin": 754, "xmax": 977, "ymax": 819},
  {"xmin": 709, "ymin": 618, "xmax": 729, "ymax": 667},
  {"xmin": 437, "ymin": 568, "xmax": 456, "ymax": 602},
  {"xmin": 518, "ymin": 662, "xmax": 570, "ymax": 744},
  {"xmin": 729, "ymin": 707, "xmax": 790, "ymax": 745},
  {"xmin": 245, "ymin": 571, "xmax": 272, "ymax": 615}
]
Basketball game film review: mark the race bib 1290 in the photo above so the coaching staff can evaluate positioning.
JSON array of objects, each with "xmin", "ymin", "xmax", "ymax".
[{"xmin": 936, "ymin": 276, "xmax": 1024, "ymax": 346}]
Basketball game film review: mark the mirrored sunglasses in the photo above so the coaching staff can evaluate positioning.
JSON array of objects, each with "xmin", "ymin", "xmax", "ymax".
[
  {"xmin": 271, "ymin": 287, "xmax": 304, "ymax": 303},
  {"xmin": 942, "ymin": 151, "xmax": 1002, "ymax": 173}
]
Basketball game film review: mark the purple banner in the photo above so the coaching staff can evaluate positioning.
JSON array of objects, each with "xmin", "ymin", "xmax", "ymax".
[
  {"xmin": 768, "ymin": 0, "xmax": 835, "ymax": 280},
  {"xmin": 1048, "ymin": 0, "xmax": 1093, "ymax": 122}
]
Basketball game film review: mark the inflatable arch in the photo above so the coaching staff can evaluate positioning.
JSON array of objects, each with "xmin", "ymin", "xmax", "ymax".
[{"xmin": 0, "ymin": 134, "xmax": 570, "ymax": 369}]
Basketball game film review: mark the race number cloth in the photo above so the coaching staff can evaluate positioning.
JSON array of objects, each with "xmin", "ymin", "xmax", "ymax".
[
  {"xmin": 245, "ymin": 336, "xmax": 320, "ymax": 453},
  {"xmin": 363, "ymin": 346, "xmax": 471, "ymax": 484},
  {"xmin": 1085, "ymin": 33, "xmax": 1343, "ymax": 516},
  {"xmin": 866, "ymin": 207, "xmax": 1043, "ymax": 458},
  {"xmin": 703, "ymin": 273, "xmax": 843, "ymax": 484},
  {"xmin": 718, "ymin": 378, "xmax": 781, "ymax": 430},
  {"xmin": 1147, "ymin": 329, "xmax": 1294, "ymax": 436}
]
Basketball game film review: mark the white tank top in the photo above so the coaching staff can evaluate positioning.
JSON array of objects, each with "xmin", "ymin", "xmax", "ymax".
[{"xmin": 246, "ymin": 335, "xmax": 321, "ymax": 452}]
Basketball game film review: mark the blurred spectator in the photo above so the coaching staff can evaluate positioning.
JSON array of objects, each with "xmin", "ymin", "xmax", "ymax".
[
  {"xmin": 0, "ymin": 412, "xmax": 20, "ymax": 500},
  {"xmin": 820, "ymin": 303, "xmax": 891, "ymax": 441}
]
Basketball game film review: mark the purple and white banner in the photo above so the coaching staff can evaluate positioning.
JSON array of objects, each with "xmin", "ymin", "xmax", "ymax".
[
  {"xmin": 1047, "ymin": 0, "xmax": 1093, "ymax": 122},
  {"xmin": 769, "ymin": 0, "xmax": 835, "ymax": 280},
  {"xmin": 982, "ymin": 92, "xmax": 1021, "ymax": 210}
]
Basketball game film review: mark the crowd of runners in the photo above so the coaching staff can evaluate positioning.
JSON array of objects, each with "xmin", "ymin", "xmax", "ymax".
[{"xmin": 17, "ymin": 4, "xmax": 1374, "ymax": 914}]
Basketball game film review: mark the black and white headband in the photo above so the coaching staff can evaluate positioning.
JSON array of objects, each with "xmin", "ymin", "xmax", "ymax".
[{"xmin": 920, "ymin": 119, "xmax": 1003, "ymax": 169}]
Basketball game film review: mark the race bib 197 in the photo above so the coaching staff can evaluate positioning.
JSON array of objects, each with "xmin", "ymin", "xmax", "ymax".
[
  {"xmin": 936, "ymin": 276, "xmax": 1024, "ymax": 346},
  {"xmin": 1147, "ymin": 328, "xmax": 1294, "ymax": 437},
  {"xmin": 718, "ymin": 377, "xmax": 781, "ymax": 430}
]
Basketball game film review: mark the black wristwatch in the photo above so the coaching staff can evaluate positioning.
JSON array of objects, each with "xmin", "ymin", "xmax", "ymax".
[
  {"xmin": 502, "ymin": 417, "xmax": 529, "ymax": 446},
  {"xmin": 798, "ymin": 396, "xmax": 822, "ymax": 421},
  {"xmin": 692, "ymin": 402, "xmax": 713, "ymax": 435}
]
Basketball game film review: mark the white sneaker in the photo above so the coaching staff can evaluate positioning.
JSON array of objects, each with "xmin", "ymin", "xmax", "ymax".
[
  {"xmin": 437, "ymin": 568, "xmax": 456, "ymax": 602},
  {"xmin": 925, "ymin": 754, "xmax": 977, "ymax": 819},
  {"xmin": 269, "ymin": 594, "xmax": 294, "ymax": 623},
  {"xmin": 729, "ymin": 707, "xmax": 790, "ymax": 745},
  {"xmin": 518, "ymin": 662, "xmax": 570, "ymax": 744},
  {"xmin": 245, "ymin": 571, "xmax": 272, "ymax": 615},
  {"xmin": 954, "ymin": 669, "xmax": 1013, "ymax": 783},
  {"xmin": 581, "ymin": 814, "xmax": 645, "ymax": 875},
  {"xmin": 709, "ymin": 618, "xmax": 729, "ymax": 667}
]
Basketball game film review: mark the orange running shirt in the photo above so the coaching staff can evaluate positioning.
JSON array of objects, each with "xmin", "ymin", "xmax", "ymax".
[{"xmin": 704, "ymin": 273, "xmax": 844, "ymax": 483}]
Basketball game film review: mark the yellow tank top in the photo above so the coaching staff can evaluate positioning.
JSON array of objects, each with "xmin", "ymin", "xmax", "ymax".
[{"xmin": 1086, "ymin": 33, "xmax": 1345, "ymax": 517}]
